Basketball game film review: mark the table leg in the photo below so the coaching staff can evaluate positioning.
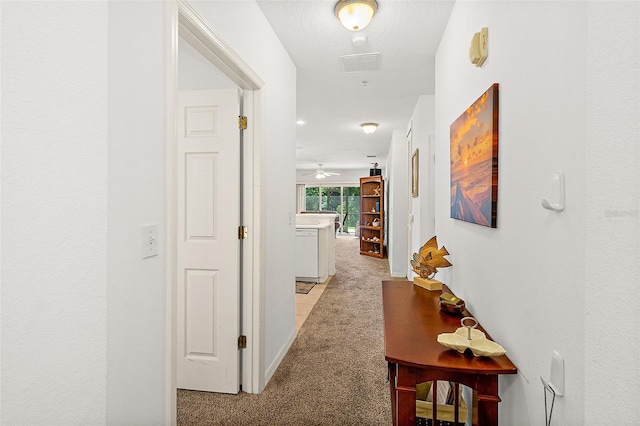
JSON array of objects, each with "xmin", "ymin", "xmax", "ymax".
[
  {"xmin": 476, "ymin": 376, "xmax": 500, "ymax": 426},
  {"xmin": 395, "ymin": 364, "xmax": 417, "ymax": 426},
  {"xmin": 388, "ymin": 363, "xmax": 397, "ymax": 426}
]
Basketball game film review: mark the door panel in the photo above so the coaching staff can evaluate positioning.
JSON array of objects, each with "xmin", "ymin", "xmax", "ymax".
[
  {"xmin": 177, "ymin": 89, "xmax": 240, "ymax": 393},
  {"xmin": 184, "ymin": 269, "xmax": 217, "ymax": 357},
  {"xmin": 185, "ymin": 153, "xmax": 217, "ymax": 239}
]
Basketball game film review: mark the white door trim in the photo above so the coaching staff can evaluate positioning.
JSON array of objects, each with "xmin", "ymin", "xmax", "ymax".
[
  {"xmin": 406, "ymin": 126, "xmax": 414, "ymax": 279},
  {"xmin": 166, "ymin": 0, "xmax": 265, "ymax": 421}
]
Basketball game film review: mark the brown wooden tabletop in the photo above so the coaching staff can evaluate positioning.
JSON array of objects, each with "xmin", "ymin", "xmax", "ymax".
[
  {"xmin": 382, "ymin": 280, "xmax": 516, "ymax": 374},
  {"xmin": 382, "ymin": 280, "xmax": 516, "ymax": 426}
]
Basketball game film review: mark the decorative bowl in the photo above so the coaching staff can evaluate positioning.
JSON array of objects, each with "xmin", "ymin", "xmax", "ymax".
[{"xmin": 438, "ymin": 299, "xmax": 466, "ymax": 315}]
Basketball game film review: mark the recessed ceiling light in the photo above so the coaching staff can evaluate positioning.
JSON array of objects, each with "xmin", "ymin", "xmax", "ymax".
[{"xmin": 296, "ymin": 120, "xmax": 306, "ymax": 125}]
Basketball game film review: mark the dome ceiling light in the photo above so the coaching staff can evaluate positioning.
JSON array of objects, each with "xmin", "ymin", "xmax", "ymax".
[
  {"xmin": 361, "ymin": 122, "xmax": 378, "ymax": 134},
  {"xmin": 335, "ymin": 0, "xmax": 378, "ymax": 32}
]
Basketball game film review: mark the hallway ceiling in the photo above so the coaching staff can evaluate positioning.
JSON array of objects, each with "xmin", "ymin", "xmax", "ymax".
[{"xmin": 256, "ymin": 0, "xmax": 455, "ymax": 173}]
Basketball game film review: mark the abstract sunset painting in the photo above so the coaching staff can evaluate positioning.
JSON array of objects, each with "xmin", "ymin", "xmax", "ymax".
[{"xmin": 450, "ymin": 84, "xmax": 499, "ymax": 228}]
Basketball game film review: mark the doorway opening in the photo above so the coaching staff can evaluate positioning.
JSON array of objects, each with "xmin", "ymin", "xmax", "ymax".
[{"xmin": 167, "ymin": 0, "xmax": 265, "ymax": 420}]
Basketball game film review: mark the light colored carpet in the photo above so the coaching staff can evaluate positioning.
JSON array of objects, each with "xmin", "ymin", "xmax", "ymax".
[{"xmin": 177, "ymin": 236, "xmax": 399, "ymax": 425}]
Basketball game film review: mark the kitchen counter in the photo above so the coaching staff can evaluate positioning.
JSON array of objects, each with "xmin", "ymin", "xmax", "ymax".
[{"xmin": 295, "ymin": 214, "xmax": 337, "ymax": 280}]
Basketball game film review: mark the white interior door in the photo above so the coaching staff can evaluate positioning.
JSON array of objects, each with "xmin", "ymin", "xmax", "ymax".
[{"xmin": 177, "ymin": 89, "xmax": 240, "ymax": 393}]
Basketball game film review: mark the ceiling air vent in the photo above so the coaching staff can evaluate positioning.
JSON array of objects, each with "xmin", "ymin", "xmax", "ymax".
[{"xmin": 339, "ymin": 52, "xmax": 381, "ymax": 73}]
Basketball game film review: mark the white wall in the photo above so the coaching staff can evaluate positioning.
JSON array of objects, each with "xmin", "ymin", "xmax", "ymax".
[
  {"xmin": 178, "ymin": 36, "xmax": 236, "ymax": 91},
  {"xmin": 436, "ymin": 3, "xmax": 586, "ymax": 424},
  {"xmin": 188, "ymin": 1, "xmax": 297, "ymax": 384},
  {"xmin": 386, "ymin": 130, "xmax": 408, "ymax": 277},
  {"xmin": 416, "ymin": 97, "xmax": 436, "ymax": 245},
  {"xmin": 407, "ymin": 95, "xmax": 436, "ymax": 277},
  {"xmin": 1, "ymin": 2, "xmax": 108, "ymax": 423},
  {"xmin": 584, "ymin": 2, "xmax": 639, "ymax": 423},
  {"xmin": 435, "ymin": 1, "xmax": 639, "ymax": 425},
  {"xmin": 107, "ymin": 2, "xmax": 167, "ymax": 423},
  {"xmin": 1, "ymin": 0, "xmax": 297, "ymax": 423}
]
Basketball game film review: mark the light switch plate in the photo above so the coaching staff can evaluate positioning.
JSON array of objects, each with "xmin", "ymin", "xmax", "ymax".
[{"xmin": 142, "ymin": 224, "xmax": 158, "ymax": 259}]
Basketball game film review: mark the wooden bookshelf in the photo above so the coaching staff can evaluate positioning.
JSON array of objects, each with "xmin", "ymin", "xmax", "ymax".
[{"xmin": 359, "ymin": 175, "xmax": 384, "ymax": 258}]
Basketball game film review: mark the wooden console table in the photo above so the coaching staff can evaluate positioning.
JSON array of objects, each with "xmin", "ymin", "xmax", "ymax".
[{"xmin": 382, "ymin": 280, "xmax": 517, "ymax": 426}]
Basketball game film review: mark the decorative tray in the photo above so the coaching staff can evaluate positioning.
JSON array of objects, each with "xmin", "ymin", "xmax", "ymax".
[{"xmin": 437, "ymin": 317, "xmax": 506, "ymax": 357}]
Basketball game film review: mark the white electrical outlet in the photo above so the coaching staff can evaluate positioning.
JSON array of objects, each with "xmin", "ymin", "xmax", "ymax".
[{"xmin": 142, "ymin": 224, "xmax": 158, "ymax": 259}]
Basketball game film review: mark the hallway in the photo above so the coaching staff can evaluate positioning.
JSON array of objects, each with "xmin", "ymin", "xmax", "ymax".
[{"xmin": 177, "ymin": 235, "xmax": 398, "ymax": 424}]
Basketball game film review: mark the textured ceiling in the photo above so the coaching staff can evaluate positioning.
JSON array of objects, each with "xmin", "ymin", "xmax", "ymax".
[{"xmin": 257, "ymin": 0, "xmax": 455, "ymax": 172}]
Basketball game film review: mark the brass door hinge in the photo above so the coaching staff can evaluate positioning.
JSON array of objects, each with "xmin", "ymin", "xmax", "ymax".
[
  {"xmin": 238, "ymin": 225, "xmax": 248, "ymax": 240},
  {"xmin": 238, "ymin": 116, "xmax": 247, "ymax": 130},
  {"xmin": 238, "ymin": 335, "xmax": 247, "ymax": 349}
]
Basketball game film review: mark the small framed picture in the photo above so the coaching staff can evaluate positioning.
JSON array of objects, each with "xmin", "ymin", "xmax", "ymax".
[{"xmin": 412, "ymin": 149, "xmax": 419, "ymax": 197}]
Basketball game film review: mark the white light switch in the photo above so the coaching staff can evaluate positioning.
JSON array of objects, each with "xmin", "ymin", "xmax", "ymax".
[{"xmin": 142, "ymin": 224, "xmax": 158, "ymax": 259}]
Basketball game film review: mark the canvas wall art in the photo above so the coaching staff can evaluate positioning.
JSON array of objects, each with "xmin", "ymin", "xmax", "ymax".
[{"xmin": 450, "ymin": 83, "xmax": 499, "ymax": 228}]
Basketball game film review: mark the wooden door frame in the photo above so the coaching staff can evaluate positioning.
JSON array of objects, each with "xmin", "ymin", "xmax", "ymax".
[{"xmin": 166, "ymin": 0, "xmax": 265, "ymax": 421}]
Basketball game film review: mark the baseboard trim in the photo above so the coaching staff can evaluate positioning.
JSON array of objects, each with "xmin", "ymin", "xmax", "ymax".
[{"xmin": 263, "ymin": 328, "xmax": 297, "ymax": 386}]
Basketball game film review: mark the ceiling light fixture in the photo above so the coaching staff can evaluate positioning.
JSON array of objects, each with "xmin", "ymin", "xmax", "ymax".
[
  {"xmin": 315, "ymin": 173, "xmax": 326, "ymax": 180},
  {"xmin": 361, "ymin": 122, "xmax": 378, "ymax": 134},
  {"xmin": 335, "ymin": 0, "xmax": 378, "ymax": 32}
]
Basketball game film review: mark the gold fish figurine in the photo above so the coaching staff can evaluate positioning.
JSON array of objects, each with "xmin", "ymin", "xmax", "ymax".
[{"xmin": 410, "ymin": 236, "xmax": 452, "ymax": 279}]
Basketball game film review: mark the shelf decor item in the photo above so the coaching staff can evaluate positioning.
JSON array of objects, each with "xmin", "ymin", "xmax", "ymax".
[
  {"xmin": 438, "ymin": 291, "xmax": 466, "ymax": 315},
  {"xmin": 410, "ymin": 236, "xmax": 452, "ymax": 291},
  {"xmin": 437, "ymin": 317, "xmax": 506, "ymax": 357}
]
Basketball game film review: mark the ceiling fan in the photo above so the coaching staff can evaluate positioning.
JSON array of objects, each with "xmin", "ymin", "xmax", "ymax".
[{"xmin": 302, "ymin": 164, "xmax": 340, "ymax": 180}]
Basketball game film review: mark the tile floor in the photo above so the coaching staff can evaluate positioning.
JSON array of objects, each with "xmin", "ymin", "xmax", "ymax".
[{"xmin": 295, "ymin": 276, "xmax": 331, "ymax": 332}]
